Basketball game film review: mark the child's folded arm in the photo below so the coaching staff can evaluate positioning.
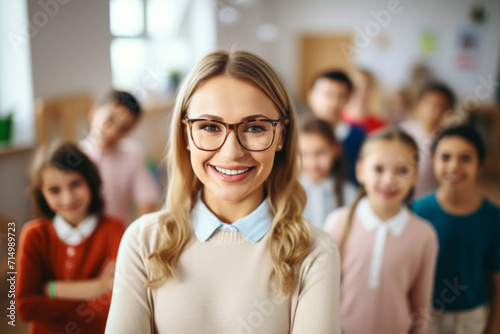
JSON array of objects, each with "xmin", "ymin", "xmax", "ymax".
[
  {"xmin": 16, "ymin": 224, "xmax": 80, "ymax": 322},
  {"xmin": 42, "ymin": 275, "xmax": 112, "ymax": 301}
]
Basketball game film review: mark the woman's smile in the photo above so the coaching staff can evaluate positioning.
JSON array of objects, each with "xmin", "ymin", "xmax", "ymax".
[{"xmin": 210, "ymin": 165, "xmax": 255, "ymax": 182}]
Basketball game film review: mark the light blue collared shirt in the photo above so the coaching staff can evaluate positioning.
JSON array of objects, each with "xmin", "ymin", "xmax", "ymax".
[{"xmin": 191, "ymin": 198, "xmax": 272, "ymax": 243}]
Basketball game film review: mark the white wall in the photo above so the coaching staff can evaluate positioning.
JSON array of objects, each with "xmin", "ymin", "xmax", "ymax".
[
  {"xmin": 190, "ymin": 0, "xmax": 218, "ymax": 65},
  {"xmin": 27, "ymin": 0, "xmax": 113, "ymax": 101},
  {"xmin": 216, "ymin": 0, "xmax": 270, "ymax": 57},
  {"xmin": 217, "ymin": 0, "xmax": 500, "ymax": 104}
]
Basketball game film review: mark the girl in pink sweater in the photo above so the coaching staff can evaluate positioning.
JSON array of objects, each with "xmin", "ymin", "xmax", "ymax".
[{"xmin": 324, "ymin": 127, "xmax": 438, "ymax": 334}]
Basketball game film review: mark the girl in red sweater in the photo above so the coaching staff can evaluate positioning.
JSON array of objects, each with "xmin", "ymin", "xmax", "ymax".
[{"xmin": 16, "ymin": 141, "xmax": 125, "ymax": 334}]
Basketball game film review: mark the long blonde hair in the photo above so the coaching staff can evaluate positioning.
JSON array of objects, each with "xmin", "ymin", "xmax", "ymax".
[
  {"xmin": 147, "ymin": 50, "xmax": 311, "ymax": 296},
  {"xmin": 338, "ymin": 127, "xmax": 419, "ymax": 254}
]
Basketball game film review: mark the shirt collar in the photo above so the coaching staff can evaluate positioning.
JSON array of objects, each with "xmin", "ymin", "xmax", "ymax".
[
  {"xmin": 191, "ymin": 198, "xmax": 272, "ymax": 243},
  {"xmin": 335, "ymin": 121, "xmax": 351, "ymax": 141},
  {"xmin": 81, "ymin": 136, "xmax": 119, "ymax": 155},
  {"xmin": 300, "ymin": 174, "xmax": 335, "ymax": 192},
  {"xmin": 356, "ymin": 197, "xmax": 409, "ymax": 237},
  {"xmin": 53, "ymin": 214, "xmax": 98, "ymax": 245}
]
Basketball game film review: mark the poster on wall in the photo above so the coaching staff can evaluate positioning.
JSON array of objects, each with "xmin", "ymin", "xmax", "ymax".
[
  {"xmin": 455, "ymin": 25, "xmax": 482, "ymax": 72},
  {"xmin": 419, "ymin": 30, "xmax": 437, "ymax": 55}
]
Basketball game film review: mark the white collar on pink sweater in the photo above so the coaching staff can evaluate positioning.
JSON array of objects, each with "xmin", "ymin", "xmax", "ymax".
[
  {"xmin": 357, "ymin": 197, "xmax": 409, "ymax": 237},
  {"xmin": 356, "ymin": 197, "xmax": 410, "ymax": 289}
]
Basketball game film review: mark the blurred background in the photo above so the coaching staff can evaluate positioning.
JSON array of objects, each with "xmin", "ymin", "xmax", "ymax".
[
  {"xmin": 0, "ymin": 0, "xmax": 499, "ymax": 331},
  {"xmin": 0, "ymin": 0, "xmax": 499, "ymax": 248}
]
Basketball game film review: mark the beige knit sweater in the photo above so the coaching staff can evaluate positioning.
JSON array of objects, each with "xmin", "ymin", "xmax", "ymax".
[{"xmin": 105, "ymin": 211, "xmax": 341, "ymax": 333}]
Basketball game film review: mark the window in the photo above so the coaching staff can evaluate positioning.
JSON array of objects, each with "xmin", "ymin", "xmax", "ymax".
[
  {"xmin": 109, "ymin": 0, "xmax": 216, "ymax": 102},
  {"xmin": 0, "ymin": 0, "xmax": 34, "ymax": 147}
]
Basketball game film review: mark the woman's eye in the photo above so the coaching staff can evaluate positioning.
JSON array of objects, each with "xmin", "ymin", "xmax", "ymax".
[
  {"xmin": 48, "ymin": 187, "xmax": 60, "ymax": 194},
  {"xmin": 374, "ymin": 165, "xmax": 383, "ymax": 173},
  {"xmin": 200, "ymin": 123, "xmax": 222, "ymax": 132},
  {"xmin": 441, "ymin": 154, "xmax": 450, "ymax": 161},
  {"xmin": 245, "ymin": 125, "xmax": 266, "ymax": 133}
]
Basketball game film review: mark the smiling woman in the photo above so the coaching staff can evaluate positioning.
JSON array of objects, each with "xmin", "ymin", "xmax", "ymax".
[
  {"xmin": 185, "ymin": 76, "xmax": 286, "ymax": 210},
  {"xmin": 105, "ymin": 49, "xmax": 341, "ymax": 333}
]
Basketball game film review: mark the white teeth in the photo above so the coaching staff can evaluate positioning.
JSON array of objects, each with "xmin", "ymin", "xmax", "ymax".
[{"xmin": 215, "ymin": 166, "xmax": 250, "ymax": 175}]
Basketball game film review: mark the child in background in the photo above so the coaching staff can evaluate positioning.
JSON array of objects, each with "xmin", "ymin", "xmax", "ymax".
[
  {"xmin": 390, "ymin": 90, "xmax": 412, "ymax": 125},
  {"xmin": 412, "ymin": 125, "xmax": 500, "ymax": 334},
  {"xmin": 343, "ymin": 68, "xmax": 387, "ymax": 134},
  {"xmin": 324, "ymin": 128, "xmax": 438, "ymax": 334},
  {"xmin": 80, "ymin": 90, "xmax": 160, "ymax": 225},
  {"xmin": 308, "ymin": 70, "xmax": 365, "ymax": 185},
  {"xmin": 299, "ymin": 117, "xmax": 357, "ymax": 228},
  {"xmin": 17, "ymin": 141, "xmax": 125, "ymax": 334},
  {"xmin": 399, "ymin": 82, "xmax": 456, "ymax": 198}
]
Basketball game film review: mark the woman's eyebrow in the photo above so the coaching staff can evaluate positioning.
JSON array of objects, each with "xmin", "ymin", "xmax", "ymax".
[
  {"xmin": 241, "ymin": 114, "xmax": 274, "ymax": 121},
  {"xmin": 193, "ymin": 113, "xmax": 273, "ymax": 121}
]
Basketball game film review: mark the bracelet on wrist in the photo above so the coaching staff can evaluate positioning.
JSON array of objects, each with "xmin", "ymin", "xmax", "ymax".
[{"xmin": 48, "ymin": 280, "xmax": 56, "ymax": 299}]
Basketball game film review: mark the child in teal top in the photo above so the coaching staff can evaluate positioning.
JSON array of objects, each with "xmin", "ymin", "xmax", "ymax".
[{"xmin": 412, "ymin": 124, "xmax": 500, "ymax": 334}]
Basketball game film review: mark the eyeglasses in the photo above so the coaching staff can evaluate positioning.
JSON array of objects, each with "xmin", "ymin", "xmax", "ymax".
[{"xmin": 183, "ymin": 114, "xmax": 289, "ymax": 152}]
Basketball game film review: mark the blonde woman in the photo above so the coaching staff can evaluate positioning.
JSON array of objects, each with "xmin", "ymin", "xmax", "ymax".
[{"xmin": 105, "ymin": 50, "xmax": 341, "ymax": 333}]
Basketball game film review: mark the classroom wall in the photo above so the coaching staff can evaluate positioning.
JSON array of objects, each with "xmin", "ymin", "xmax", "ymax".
[
  {"xmin": 0, "ymin": 0, "xmax": 113, "ymax": 226},
  {"xmin": 3, "ymin": 0, "xmax": 499, "ymax": 225},
  {"xmin": 216, "ymin": 1, "xmax": 270, "ymax": 58},
  {"xmin": 217, "ymin": 0, "xmax": 500, "ymax": 103},
  {"xmin": 27, "ymin": 0, "xmax": 113, "ymax": 101},
  {"xmin": 0, "ymin": 149, "xmax": 34, "ymax": 226}
]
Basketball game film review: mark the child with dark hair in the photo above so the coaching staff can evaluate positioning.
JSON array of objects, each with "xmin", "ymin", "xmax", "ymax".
[
  {"xmin": 80, "ymin": 90, "xmax": 160, "ymax": 225},
  {"xmin": 308, "ymin": 70, "xmax": 365, "ymax": 185},
  {"xmin": 299, "ymin": 117, "xmax": 357, "ymax": 228},
  {"xmin": 399, "ymin": 82, "xmax": 456, "ymax": 198},
  {"xmin": 412, "ymin": 124, "xmax": 500, "ymax": 334},
  {"xmin": 16, "ymin": 141, "xmax": 125, "ymax": 334}
]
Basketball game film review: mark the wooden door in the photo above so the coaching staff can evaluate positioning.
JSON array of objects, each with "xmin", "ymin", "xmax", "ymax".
[{"xmin": 298, "ymin": 34, "xmax": 353, "ymax": 102}]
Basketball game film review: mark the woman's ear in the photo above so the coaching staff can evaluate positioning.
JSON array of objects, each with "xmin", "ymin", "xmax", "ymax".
[
  {"xmin": 276, "ymin": 124, "xmax": 287, "ymax": 151},
  {"xmin": 183, "ymin": 123, "xmax": 190, "ymax": 148}
]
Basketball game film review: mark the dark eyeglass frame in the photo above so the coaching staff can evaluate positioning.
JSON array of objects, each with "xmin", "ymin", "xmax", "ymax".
[{"xmin": 183, "ymin": 114, "xmax": 289, "ymax": 152}]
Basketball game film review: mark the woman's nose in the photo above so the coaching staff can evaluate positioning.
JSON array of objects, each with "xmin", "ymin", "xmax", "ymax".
[{"xmin": 218, "ymin": 130, "xmax": 245, "ymax": 158}]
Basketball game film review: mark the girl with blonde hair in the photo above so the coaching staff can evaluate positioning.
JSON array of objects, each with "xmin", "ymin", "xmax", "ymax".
[
  {"xmin": 324, "ymin": 128, "xmax": 438, "ymax": 334},
  {"xmin": 106, "ymin": 50, "xmax": 340, "ymax": 333}
]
